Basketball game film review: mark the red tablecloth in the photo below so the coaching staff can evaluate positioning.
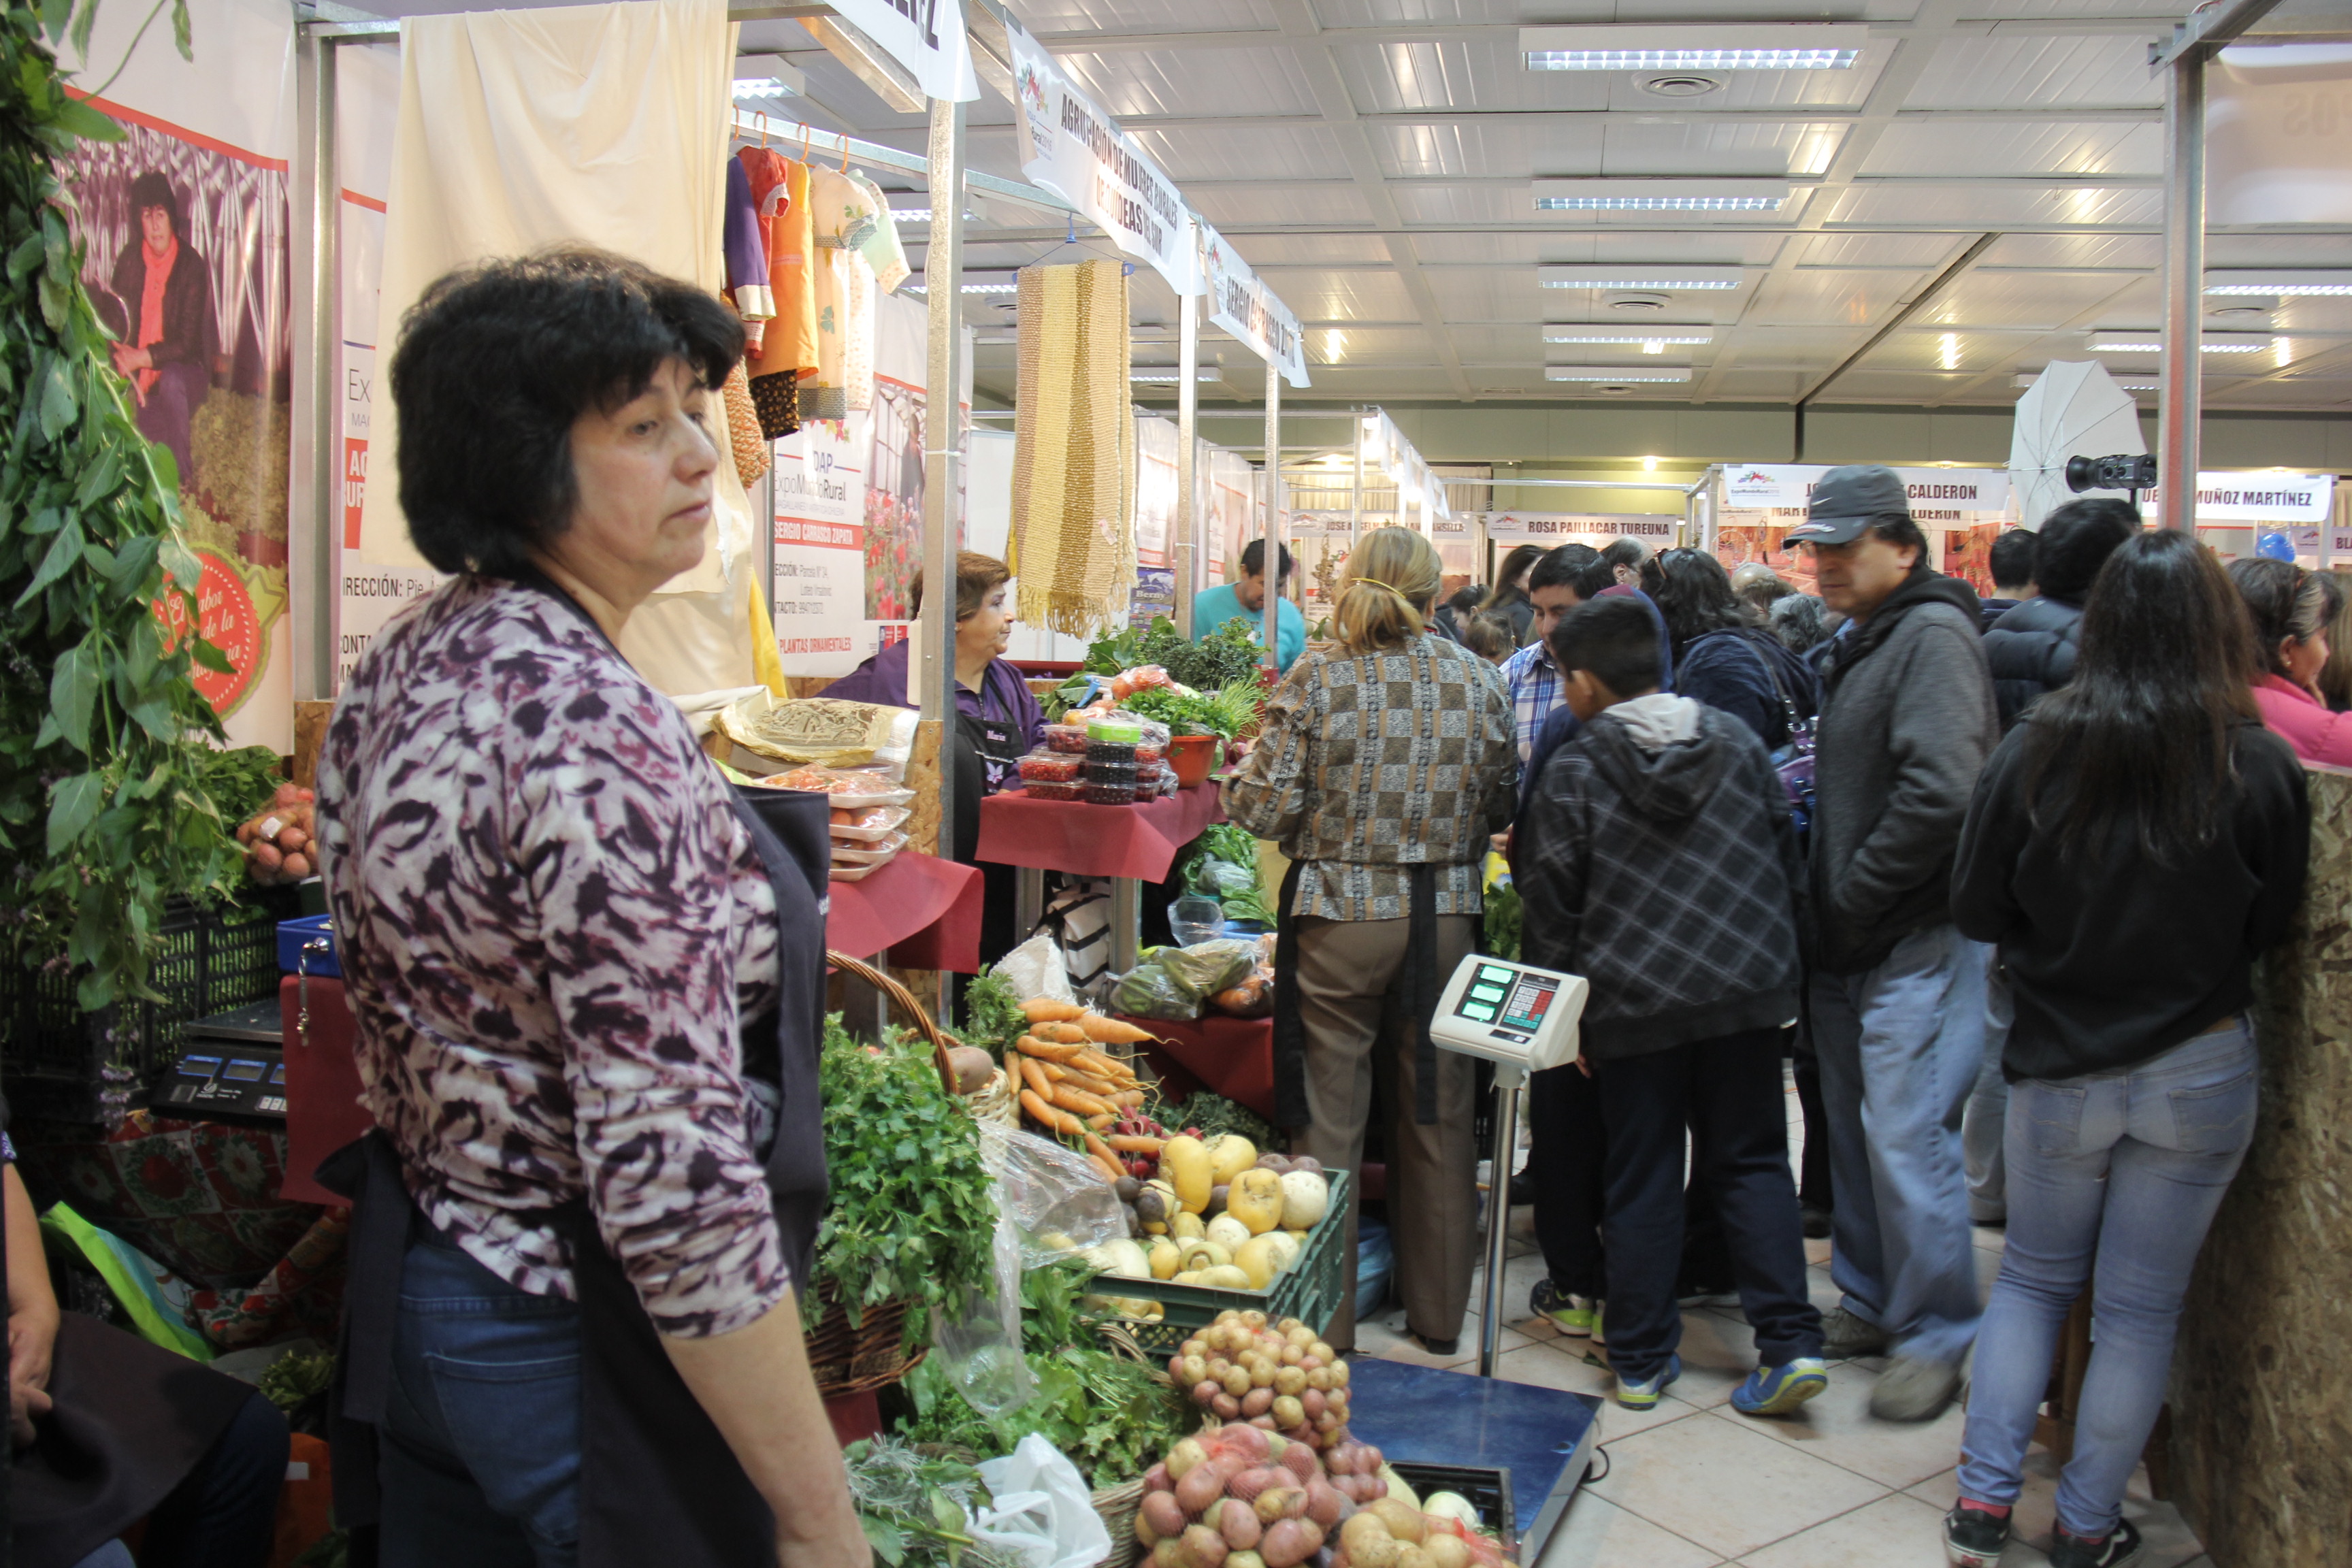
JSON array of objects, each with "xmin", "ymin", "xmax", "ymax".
[
  {"xmin": 826, "ymin": 851, "xmax": 984, "ymax": 970},
  {"xmin": 1135, "ymin": 1013, "xmax": 1275, "ymax": 1122},
  {"xmin": 976, "ymin": 783, "xmax": 1225, "ymax": 882}
]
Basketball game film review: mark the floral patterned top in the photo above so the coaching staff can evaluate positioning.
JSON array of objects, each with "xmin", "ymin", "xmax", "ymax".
[
  {"xmin": 1224, "ymin": 634, "xmax": 1518, "ymax": 923},
  {"xmin": 316, "ymin": 575, "xmax": 786, "ymax": 1339}
]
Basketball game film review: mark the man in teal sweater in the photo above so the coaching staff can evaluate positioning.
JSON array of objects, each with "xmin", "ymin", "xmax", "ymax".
[{"xmin": 1194, "ymin": 538, "xmax": 1306, "ymax": 673}]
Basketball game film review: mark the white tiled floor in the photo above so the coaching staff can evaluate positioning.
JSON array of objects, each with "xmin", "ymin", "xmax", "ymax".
[{"xmin": 1352, "ymin": 1075, "xmax": 2212, "ymax": 1568}]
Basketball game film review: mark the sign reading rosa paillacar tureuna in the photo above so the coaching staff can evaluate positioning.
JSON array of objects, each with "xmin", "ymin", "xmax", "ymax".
[
  {"xmin": 1198, "ymin": 216, "xmax": 1309, "ymax": 389},
  {"xmin": 1002, "ymin": 14, "xmax": 1194, "ymax": 294}
]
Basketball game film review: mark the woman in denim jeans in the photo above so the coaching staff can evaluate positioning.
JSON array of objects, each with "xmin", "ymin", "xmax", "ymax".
[{"xmin": 1942, "ymin": 530, "xmax": 2310, "ymax": 1568}]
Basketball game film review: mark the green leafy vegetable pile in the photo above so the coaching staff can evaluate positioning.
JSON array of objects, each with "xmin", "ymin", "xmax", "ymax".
[
  {"xmin": 818, "ymin": 1015, "xmax": 998, "ymax": 1339},
  {"xmin": 1162, "ymin": 1090, "xmax": 1277, "ymax": 1152},
  {"xmin": 1115, "ymin": 683, "xmax": 1257, "ymax": 740},
  {"xmin": 1083, "ymin": 615, "xmax": 1269, "ymax": 694},
  {"xmin": 894, "ymin": 1260, "xmax": 1194, "ymax": 1490},
  {"xmin": 1177, "ymin": 823, "xmax": 1277, "ymax": 926},
  {"xmin": 845, "ymin": 1435, "xmax": 1026, "ymax": 1568},
  {"xmin": 960, "ymin": 964, "xmax": 1028, "ymax": 1058},
  {"xmin": 1482, "ymin": 876, "xmax": 1522, "ymax": 963}
]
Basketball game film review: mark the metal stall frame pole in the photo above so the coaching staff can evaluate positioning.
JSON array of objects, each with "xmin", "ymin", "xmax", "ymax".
[
  {"xmin": 1350, "ymin": 406, "xmax": 1364, "ymax": 551},
  {"xmin": 291, "ymin": 26, "xmax": 340, "ymax": 703},
  {"xmin": 1175, "ymin": 241, "xmax": 1200, "ymax": 637},
  {"xmin": 921, "ymin": 86, "xmax": 968, "ymax": 1020},
  {"xmin": 1262, "ymin": 359, "xmax": 1281, "ymax": 677},
  {"xmin": 2157, "ymin": 47, "xmax": 2203, "ymax": 532}
]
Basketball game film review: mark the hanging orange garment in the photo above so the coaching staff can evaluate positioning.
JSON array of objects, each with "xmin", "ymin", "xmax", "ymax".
[{"xmin": 740, "ymin": 148, "xmax": 818, "ymax": 380}]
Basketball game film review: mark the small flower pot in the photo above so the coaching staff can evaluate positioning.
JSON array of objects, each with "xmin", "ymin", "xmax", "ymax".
[{"xmin": 1167, "ymin": 733, "xmax": 1218, "ymax": 788}]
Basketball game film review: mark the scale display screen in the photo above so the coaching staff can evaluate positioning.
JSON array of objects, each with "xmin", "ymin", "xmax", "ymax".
[
  {"xmin": 176, "ymin": 1055, "xmax": 222, "ymax": 1079},
  {"xmin": 1454, "ymin": 963, "xmax": 1559, "ymax": 1033},
  {"xmin": 221, "ymin": 1059, "xmax": 267, "ymax": 1083}
]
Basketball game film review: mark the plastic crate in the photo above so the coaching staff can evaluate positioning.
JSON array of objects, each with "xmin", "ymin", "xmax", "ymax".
[
  {"xmin": 276, "ymin": 913, "xmax": 340, "ymax": 977},
  {"xmin": 1388, "ymin": 1462, "xmax": 1518, "ymax": 1560},
  {"xmin": 2, "ymin": 887, "xmax": 298, "ymax": 1125},
  {"xmin": 1099, "ymin": 1171, "xmax": 1352, "ymax": 1355}
]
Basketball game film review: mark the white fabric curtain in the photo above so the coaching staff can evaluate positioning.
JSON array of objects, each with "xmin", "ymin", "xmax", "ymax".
[{"xmin": 355, "ymin": 0, "xmax": 760, "ymax": 691}]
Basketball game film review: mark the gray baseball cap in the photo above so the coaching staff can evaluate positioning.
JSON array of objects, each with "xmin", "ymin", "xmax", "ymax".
[{"xmin": 1786, "ymin": 464, "xmax": 1910, "ymax": 545}]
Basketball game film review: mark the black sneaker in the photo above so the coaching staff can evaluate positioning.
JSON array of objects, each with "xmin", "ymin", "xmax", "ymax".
[
  {"xmin": 1942, "ymin": 1505, "xmax": 2008, "ymax": 1568},
  {"xmin": 1801, "ymin": 1203, "xmax": 1834, "ymax": 1239},
  {"xmin": 2048, "ymin": 1520, "xmax": 2143, "ymax": 1568}
]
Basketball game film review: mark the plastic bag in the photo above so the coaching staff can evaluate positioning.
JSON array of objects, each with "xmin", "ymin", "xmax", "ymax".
[
  {"xmin": 979, "ymin": 1122, "xmax": 1127, "ymax": 1269},
  {"xmin": 996, "ymin": 930, "xmax": 1077, "ymax": 1007},
  {"xmin": 928, "ymin": 1208, "xmax": 1034, "ymax": 1417},
  {"xmin": 973, "ymin": 1434, "xmax": 1114, "ymax": 1568},
  {"xmin": 1194, "ymin": 859, "xmax": 1258, "ymax": 900},
  {"xmin": 1109, "ymin": 938, "xmax": 1260, "ymax": 1022}
]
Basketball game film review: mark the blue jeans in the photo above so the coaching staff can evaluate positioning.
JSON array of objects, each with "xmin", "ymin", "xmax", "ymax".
[
  {"xmin": 1963, "ymin": 970, "xmax": 2016, "ymax": 1223},
  {"xmin": 1809, "ymin": 922, "xmax": 1989, "ymax": 1366},
  {"xmin": 1957, "ymin": 1021, "xmax": 2257, "ymax": 1538},
  {"xmin": 380, "ymin": 1232, "xmax": 583, "ymax": 1568}
]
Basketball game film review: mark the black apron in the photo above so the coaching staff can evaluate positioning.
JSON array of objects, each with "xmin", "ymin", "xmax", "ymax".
[
  {"xmin": 323, "ymin": 572, "xmax": 833, "ymax": 1567},
  {"xmin": 954, "ymin": 674, "xmax": 1028, "ymax": 970}
]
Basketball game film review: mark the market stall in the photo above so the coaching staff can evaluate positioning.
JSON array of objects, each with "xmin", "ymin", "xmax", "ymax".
[{"xmin": 1703, "ymin": 463, "xmax": 2015, "ymax": 595}]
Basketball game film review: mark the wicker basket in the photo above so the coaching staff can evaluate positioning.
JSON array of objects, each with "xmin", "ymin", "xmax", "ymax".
[
  {"xmin": 806, "ymin": 952, "xmax": 960, "ymax": 1398},
  {"xmin": 1089, "ymin": 1477, "xmax": 1145, "ymax": 1568},
  {"xmin": 968, "ymin": 1066, "xmax": 1020, "ymax": 1128}
]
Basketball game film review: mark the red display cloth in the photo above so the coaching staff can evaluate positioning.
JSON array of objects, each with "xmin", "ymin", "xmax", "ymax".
[
  {"xmin": 278, "ymin": 975, "xmax": 376, "ymax": 1206},
  {"xmin": 1134, "ymin": 1013, "xmax": 1275, "ymax": 1122},
  {"xmin": 977, "ymin": 783, "xmax": 1225, "ymax": 882},
  {"xmin": 825, "ymin": 851, "xmax": 983, "ymax": 970},
  {"xmin": 825, "ymin": 1388, "xmax": 883, "ymax": 1446}
]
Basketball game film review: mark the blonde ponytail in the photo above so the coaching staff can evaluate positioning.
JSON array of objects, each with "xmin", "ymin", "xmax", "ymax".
[{"xmin": 1333, "ymin": 526, "xmax": 1444, "ymax": 654}]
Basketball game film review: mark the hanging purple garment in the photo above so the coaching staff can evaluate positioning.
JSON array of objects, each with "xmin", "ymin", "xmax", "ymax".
[{"xmin": 724, "ymin": 159, "xmax": 773, "ymax": 320}]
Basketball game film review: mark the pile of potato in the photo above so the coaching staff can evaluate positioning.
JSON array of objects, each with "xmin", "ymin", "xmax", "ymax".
[
  {"xmin": 1333, "ymin": 1497, "xmax": 1514, "ymax": 1568},
  {"xmin": 237, "ymin": 783, "xmax": 317, "ymax": 885},
  {"xmin": 1166, "ymin": 1311, "xmax": 1353, "ymax": 1451}
]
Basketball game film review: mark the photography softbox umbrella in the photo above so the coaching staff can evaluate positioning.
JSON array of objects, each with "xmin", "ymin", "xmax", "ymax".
[{"xmin": 2008, "ymin": 360, "xmax": 2148, "ymax": 529}]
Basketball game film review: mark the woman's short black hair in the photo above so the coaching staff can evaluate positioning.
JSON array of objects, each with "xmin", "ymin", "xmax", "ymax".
[
  {"xmin": 389, "ymin": 248, "xmax": 745, "ymax": 576},
  {"xmin": 128, "ymin": 172, "xmax": 179, "ymax": 230}
]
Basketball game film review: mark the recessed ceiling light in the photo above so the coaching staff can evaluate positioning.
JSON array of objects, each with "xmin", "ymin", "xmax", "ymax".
[
  {"xmin": 2089, "ymin": 331, "xmax": 2270, "ymax": 354},
  {"xmin": 1547, "ymin": 365, "xmax": 1692, "ymax": 382},
  {"xmin": 1520, "ymin": 24, "xmax": 1865, "ymax": 71},
  {"xmin": 1538, "ymin": 194, "xmax": 1783, "ymax": 210},
  {"xmin": 1544, "ymin": 327, "xmax": 1712, "ymax": 344},
  {"xmin": 2207, "ymin": 304, "xmax": 2270, "ymax": 318},
  {"xmin": 2204, "ymin": 270, "xmax": 2352, "ymax": 297},
  {"xmin": 1639, "ymin": 74, "xmax": 1724, "ymax": 96},
  {"xmin": 1607, "ymin": 294, "xmax": 1673, "ymax": 312},
  {"xmin": 1540, "ymin": 267, "xmax": 1744, "ymax": 291}
]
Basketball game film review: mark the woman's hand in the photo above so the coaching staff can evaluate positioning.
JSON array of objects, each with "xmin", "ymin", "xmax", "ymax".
[
  {"xmin": 10, "ymin": 1299, "xmax": 57, "ymax": 1404},
  {"xmin": 10, "ymin": 1373, "xmax": 50, "ymax": 1450},
  {"xmin": 774, "ymin": 1507, "xmax": 872, "ymax": 1568}
]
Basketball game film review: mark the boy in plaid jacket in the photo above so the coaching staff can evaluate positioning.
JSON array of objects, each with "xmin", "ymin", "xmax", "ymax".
[{"xmin": 1516, "ymin": 597, "xmax": 1825, "ymax": 1416}]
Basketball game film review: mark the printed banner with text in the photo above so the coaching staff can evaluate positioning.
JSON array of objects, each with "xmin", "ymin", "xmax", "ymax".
[
  {"xmin": 828, "ymin": 0, "xmax": 979, "ymax": 103},
  {"xmin": 1004, "ymin": 15, "xmax": 1194, "ymax": 295},
  {"xmin": 1198, "ymin": 218, "xmax": 1308, "ymax": 389}
]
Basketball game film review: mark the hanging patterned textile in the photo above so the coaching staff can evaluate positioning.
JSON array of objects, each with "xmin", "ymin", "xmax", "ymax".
[
  {"xmin": 721, "ymin": 360, "xmax": 770, "ymax": 485},
  {"xmin": 1010, "ymin": 259, "xmax": 1134, "ymax": 637},
  {"xmin": 803, "ymin": 163, "xmax": 878, "ymax": 419},
  {"xmin": 740, "ymin": 147, "xmax": 815, "ymax": 435}
]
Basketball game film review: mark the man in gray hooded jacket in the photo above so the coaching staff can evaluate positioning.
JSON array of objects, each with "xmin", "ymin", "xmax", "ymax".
[{"xmin": 1789, "ymin": 466, "xmax": 1999, "ymax": 1424}]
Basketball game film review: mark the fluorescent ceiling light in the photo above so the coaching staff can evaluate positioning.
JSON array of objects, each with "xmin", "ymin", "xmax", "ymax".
[
  {"xmin": 732, "ymin": 78, "xmax": 802, "ymax": 99},
  {"xmin": 1539, "ymin": 266, "xmax": 1743, "ymax": 291},
  {"xmin": 1546, "ymin": 365, "xmax": 1691, "ymax": 382},
  {"xmin": 1521, "ymin": 24, "xmax": 1864, "ymax": 70},
  {"xmin": 2089, "ymin": 331, "xmax": 2270, "ymax": 354},
  {"xmin": 903, "ymin": 279, "xmax": 1019, "ymax": 295},
  {"xmin": 1129, "ymin": 370, "xmax": 1224, "ymax": 383},
  {"xmin": 1534, "ymin": 180, "xmax": 1790, "ymax": 212},
  {"xmin": 2014, "ymin": 374, "xmax": 2161, "ymax": 391},
  {"xmin": 2204, "ymin": 270, "xmax": 2352, "ymax": 297},
  {"xmin": 1544, "ymin": 328, "xmax": 1712, "ymax": 344},
  {"xmin": 890, "ymin": 209, "xmax": 983, "ymax": 224}
]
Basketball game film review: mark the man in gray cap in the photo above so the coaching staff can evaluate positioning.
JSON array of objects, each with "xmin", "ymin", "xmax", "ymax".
[{"xmin": 1787, "ymin": 465, "xmax": 1999, "ymax": 1422}]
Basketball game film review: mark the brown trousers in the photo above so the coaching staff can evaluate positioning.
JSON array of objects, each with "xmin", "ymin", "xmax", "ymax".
[{"xmin": 1292, "ymin": 912, "xmax": 1481, "ymax": 1350}]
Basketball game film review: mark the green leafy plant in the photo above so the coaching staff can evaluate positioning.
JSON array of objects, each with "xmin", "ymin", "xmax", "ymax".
[
  {"xmin": 845, "ymin": 1435, "xmax": 1025, "ymax": 1568},
  {"xmin": 817, "ymin": 1015, "xmax": 999, "ymax": 1338},
  {"xmin": 894, "ymin": 1260, "xmax": 1194, "ymax": 1489},
  {"xmin": 1482, "ymin": 876, "xmax": 1521, "ymax": 963},
  {"xmin": 3, "ymin": 1, "xmax": 246, "ymax": 1012},
  {"xmin": 959, "ymin": 964, "xmax": 1028, "ymax": 1058},
  {"xmin": 1161, "ymin": 1090, "xmax": 1277, "ymax": 1152}
]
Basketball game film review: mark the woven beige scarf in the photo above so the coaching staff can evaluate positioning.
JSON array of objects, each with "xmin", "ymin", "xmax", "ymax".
[{"xmin": 1011, "ymin": 259, "xmax": 1134, "ymax": 637}]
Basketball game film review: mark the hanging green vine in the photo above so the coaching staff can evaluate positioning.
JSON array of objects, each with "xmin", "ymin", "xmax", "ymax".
[{"xmin": 1, "ymin": 0, "xmax": 244, "ymax": 1012}]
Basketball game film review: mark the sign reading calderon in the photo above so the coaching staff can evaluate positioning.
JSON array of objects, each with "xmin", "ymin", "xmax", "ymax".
[
  {"xmin": 1722, "ymin": 464, "xmax": 2012, "ymax": 515},
  {"xmin": 1003, "ymin": 16, "xmax": 1193, "ymax": 294},
  {"xmin": 1198, "ymin": 218, "xmax": 1307, "ymax": 388}
]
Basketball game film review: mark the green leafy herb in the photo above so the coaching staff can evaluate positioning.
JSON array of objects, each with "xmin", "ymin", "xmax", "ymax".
[
  {"xmin": 844, "ymin": 1435, "xmax": 1026, "ymax": 1568},
  {"xmin": 257, "ymin": 1347, "xmax": 335, "ymax": 1415},
  {"xmin": 1081, "ymin": 615, "xmax": 1273, "ymax": 698},
  {"xmin": 818, "ymin": 1015, "xmax": 999, "ymax": 1341},
  {"xmin": 960, "ymin": 964, "xmax": 1028, "ymax": 1058},
  {"xmin": 1482, "ymin": 877, "xmax": 1522, "ymax": 963},
  {"xmin": 894, "ymin": 1261, "xmax": 1194, "ymax": 1490},
  {"xmin": 4, "ymin": 5, "xmax": 254, "ymax": 1012},
  {"xmin": 1162, "ymin": 1091, "xmax": 1277, "ymax": 1152}
]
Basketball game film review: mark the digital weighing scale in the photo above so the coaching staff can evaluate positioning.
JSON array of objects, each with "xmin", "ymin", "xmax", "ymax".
[
  {"xmin": 152, "ymin": 998, "xmax": 289, "ymax": 1123},
  {"xmin": 1429, "ymin": 954, "xmax": 1590, "ymax": 1377}
]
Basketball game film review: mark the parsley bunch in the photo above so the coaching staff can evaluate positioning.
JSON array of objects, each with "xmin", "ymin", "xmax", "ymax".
[{"xmin": 817, "ymin": 1016, "xmax": 999, "ymax": 1341}]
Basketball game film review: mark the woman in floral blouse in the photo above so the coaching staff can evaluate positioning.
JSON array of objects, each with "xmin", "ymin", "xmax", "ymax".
[
  {"xmin": 315, "ymin": 251, "xmax": 863, "ymax": 1568},
  {"xmin": 1224, "ymin": 527, "xmax": 1519, "ymax": 1356}
]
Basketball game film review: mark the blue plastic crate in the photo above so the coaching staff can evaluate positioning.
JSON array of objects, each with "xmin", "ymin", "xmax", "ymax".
[{"xmin": 277, "ymin": 914, "xmax": 340, "ymax": 978}]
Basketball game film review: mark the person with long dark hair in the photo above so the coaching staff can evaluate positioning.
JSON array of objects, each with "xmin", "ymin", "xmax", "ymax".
[
  {"xmin": 1942, "ymin": 530, "xmax": 2309, "ymax": 1568},
  {"xmin": 1484, "ymin": 543, "xmax": 1546, "ymax": 647},
  {"xmin": 2229, "ymin": 557, "xmax": 2352, "ymax": 767},
  {"xmin": 1646, "ymin": 548, "xmax": 1819, "ymax": 751}
]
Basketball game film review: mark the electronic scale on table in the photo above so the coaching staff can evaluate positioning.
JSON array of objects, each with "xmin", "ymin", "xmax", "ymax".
[
  {"xmin": 1431, "ymin": 956, "xmax": 1590, "ymax": 1376},
  {"xmin": 154, "ymin": 998, "xmax": 289, "ymax": 1123}
]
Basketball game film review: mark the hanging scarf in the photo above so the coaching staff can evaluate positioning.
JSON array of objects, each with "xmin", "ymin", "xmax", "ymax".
[
  {"xmin": 135, "ymin": 233, "xmax": 177, "ymax": 395},
  {"xmin": 1009, "ymin": 259, "xmax": 1134, "ymax": 636}
]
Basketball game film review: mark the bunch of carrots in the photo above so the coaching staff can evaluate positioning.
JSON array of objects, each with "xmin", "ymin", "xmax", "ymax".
[{"xmin": 1012, "ymin": 997, "xmax": 1167, "ymax": 1183}]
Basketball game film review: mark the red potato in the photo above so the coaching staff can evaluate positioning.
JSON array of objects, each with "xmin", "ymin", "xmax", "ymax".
[
  {"xmin": 277, "ymin": 826, "xmax": 309, "ymax": 854},
  {"xmin": 252, "ymin": 841, "xmax": 282, "ymax": 871},
  {"xmin": 280, "ymin": 853, "xmax": 312, "ymax": 879}
]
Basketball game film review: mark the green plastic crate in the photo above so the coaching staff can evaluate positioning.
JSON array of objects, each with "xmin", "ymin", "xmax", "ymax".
[{"xmin": 1096, "ymin": 1170, "xmax": 1352, "ymax": 1355}]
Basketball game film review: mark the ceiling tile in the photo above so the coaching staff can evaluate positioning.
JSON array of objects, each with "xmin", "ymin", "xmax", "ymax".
[
  {"xmin": 1752, "ymin": 268, "xmax": 1928, "ymax": 326},
  {"xmin": 1056, "ymin": 46, "xmax": 1316, "ymax": 119},
  {"xmin": 1190, "ymin": 183, "xmax": 1377, "ymax": 226},
  {"xmin": 1814, "ymin": 182, "xmax": 2165, "ymax": 227},
  {"xmin": 1599, "ymin": 119, "xmax": 1846, "ymax": 177},
  {"xmin": 1921, "ymin": 270, "xmax": 2142, "ymax": 331},
  {"xmin": 1021, "ymin": 0, "xmax": 1275, "ymax": 29},
  {"xmin": 1978, "ymin": 233, "xmax": 2161, "ymax": 267},
  {"xmin": 1901, "ymin": 35, "xmax": 2161, "ymax": 108},
  {"xmin": 1130, "ymin": 123, "xmax": 1354, "ymax": 182},
  {"xmin": 1285, "ymin": 270, "xmax": 1422, "ymax": 322},
  {"xmin": 1859, "ymin": 120, "xmax": 2161, "ymax": 178}
]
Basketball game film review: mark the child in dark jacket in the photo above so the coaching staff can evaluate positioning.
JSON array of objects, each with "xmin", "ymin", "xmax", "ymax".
[{"xmin": 1516, "ymin": 598, "xmax": 1826, "ymax": 1416}]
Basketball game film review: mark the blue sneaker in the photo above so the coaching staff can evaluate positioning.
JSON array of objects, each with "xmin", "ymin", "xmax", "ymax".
[
  {"xmin": 1615, "ymin": 1354, "xmax": 1680, "ymax": 1410},
  {"xmin": 1731, "ymin": 1358, "xmax": 1828, "ymax": 1417}
]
